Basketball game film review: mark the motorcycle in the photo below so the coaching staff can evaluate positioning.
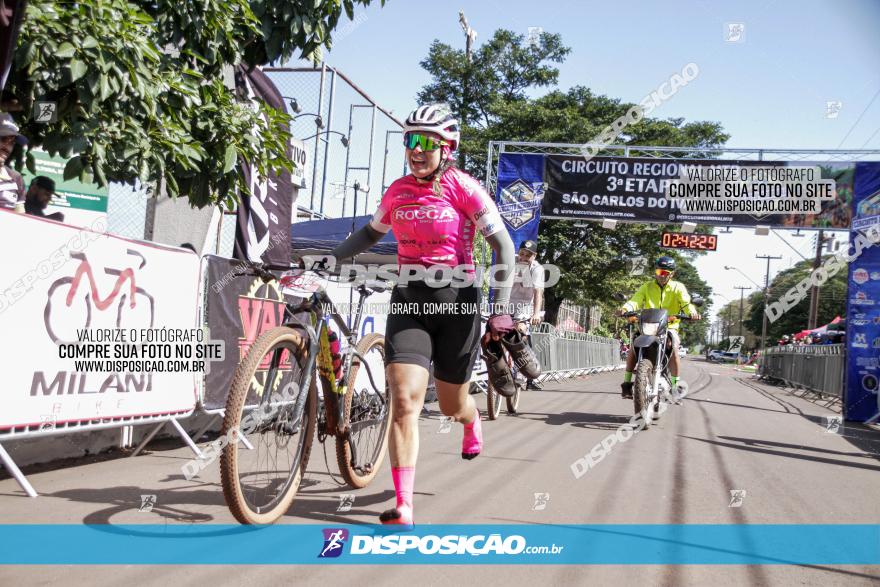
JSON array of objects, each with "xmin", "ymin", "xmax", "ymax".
[{"xmin": 621, "ymin": 296, "xmax": 703, "ymax": 429}]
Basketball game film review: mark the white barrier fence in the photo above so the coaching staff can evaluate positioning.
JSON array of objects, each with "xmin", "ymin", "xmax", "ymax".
[
  {"xmin": 1, "ymin": 210, "xmax": 619, "ymax": 497},
  {"xmin": 0, "ymin": 211, "xmax": 201, "ymax": 495},
  {"xmin": 531, "ymin": 323, "xmax": 620, "ymax": 379}
]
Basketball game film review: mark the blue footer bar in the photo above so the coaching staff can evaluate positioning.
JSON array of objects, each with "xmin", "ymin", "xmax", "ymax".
[{"xmin": 1, "ymin": 524, "xmax": 878, "ymax": 565}]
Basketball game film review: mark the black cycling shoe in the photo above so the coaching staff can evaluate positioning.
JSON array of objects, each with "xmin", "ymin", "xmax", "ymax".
[
  {"xmin": 379, "ymin": 505, "xmax": 414, "ymax": 528},
  {"xmin": 621, "ymin": 382, "xmax": 633, "ymax": 399},
  {"xmin": 481, "ymin": 339, "xmax": 517, "ymax": 397},
  {"xmin": 500, "ymin": 330, "xmax": 541, "ymax": 379},
  {"xmin": 526, "ymin": 380, "xmax": 542, "ymax": 391}
]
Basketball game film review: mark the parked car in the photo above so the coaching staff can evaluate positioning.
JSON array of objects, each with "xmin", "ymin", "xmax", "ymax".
[
  {"xmin": 708, "ymin": 350, "xmax": 739, "ymax": 362},
  {"xmin": 678, "ymin": 346, "xmax": 688, "ymax": 357}
]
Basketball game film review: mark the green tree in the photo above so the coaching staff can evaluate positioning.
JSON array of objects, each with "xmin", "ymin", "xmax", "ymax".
[
  {"xmin": 417, "ymin": 27, "xmax": 729, "ymax": 333},
  {"xmin": 7, "ymin": 0, "xmax": 383, "ymax": 208},
  {"xmin": 744, "ymin": 256, "xmax": 848, "ymax": 343},
  {"xmin": 670, "ymin": 256, "xmax": 713, "ymax": 348},
  {"xmin": 417, "ymin": 29, "xmax": 569, "ymax": 170}
]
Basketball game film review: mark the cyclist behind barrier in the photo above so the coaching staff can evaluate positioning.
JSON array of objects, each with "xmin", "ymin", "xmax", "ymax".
[
  {"xmin": 508, "ymin": 239, "xmax": 544, "ymax": 390},
  {"xmin": 331, "ymin": 103, "xmax": 516, "ymax": 527},
  {"xmin": 616, "ymin": 256, "xmax": 700, "ymax": 399}
]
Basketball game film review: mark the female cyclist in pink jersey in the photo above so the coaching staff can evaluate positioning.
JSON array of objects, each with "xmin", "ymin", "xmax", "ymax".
[{"xmin": 332, "ymin": 104, "xmax": 516, "ymax": 527}]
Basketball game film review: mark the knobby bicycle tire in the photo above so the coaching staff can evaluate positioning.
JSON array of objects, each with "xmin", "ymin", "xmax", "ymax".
[
  {"xmin": 335, "ymin": 333, "xmax": 392, "ymax": 488},
  {"xmin": 486, "ymin": 379, "xmax": 504, "ymax": 420},
  {"xmin": 220, "ymin": 326, "xmax": 317, "ymax": 524},
  {"xmin": 507, "ymin": 384, "xmax": 521, "ymax": 413}
]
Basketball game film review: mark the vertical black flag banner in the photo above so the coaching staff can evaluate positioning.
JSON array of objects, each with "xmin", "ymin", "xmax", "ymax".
[
  {"xmin": 233, "ymin": 65, "xmax": 294, "ymax": 267},
  {"xmin": 0, "ymin": 0, "xmax": 26, "ymax": 91}
]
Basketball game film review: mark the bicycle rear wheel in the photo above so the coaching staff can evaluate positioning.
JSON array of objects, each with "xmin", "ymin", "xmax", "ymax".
[
  {"xmin": 220, "ymin": 326, "xmax": 316, "ymax": 524},
  {"xmin": 506, "ymin": 383, "xmax": 521, "ymax": 413},
  {"xmin": 486, "ymin": 380, "xmax": 503, "ymax": 420},
  {"xmin": 336, "ymin": 333, "xmax": 392, "ymax": 488}
]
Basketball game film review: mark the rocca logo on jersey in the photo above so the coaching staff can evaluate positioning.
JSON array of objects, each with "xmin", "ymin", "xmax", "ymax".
[
  {"xmin": 393, "ymin": 205, "xmax": 455, "ymax": 222},
  {"xmin": 498, "ymin": 179, "xmax": 544, "ymax": 229}
]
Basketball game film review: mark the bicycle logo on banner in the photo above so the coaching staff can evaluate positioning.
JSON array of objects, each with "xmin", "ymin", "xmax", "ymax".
[{"xmin": 44, "ymin": 250, "xmax": 156, "ymax": 344}]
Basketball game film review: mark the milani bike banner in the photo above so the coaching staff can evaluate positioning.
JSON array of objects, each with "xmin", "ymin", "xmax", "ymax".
[
  {"xmin": 495, "ymin": 153, "xmax": 545, "ymax": 250},
  {"xmin": 233, "ymin": 65, "xmax": 295, "ymax": 267},
  {"xmin": 542, "ymin": 155, "xmax": 855, "ymax": 229},
  {"xmin": 0, "ymin": 211, "xmax": 199, "ymax": 432},
  {"xmin": 845, "ymin": 161, "xmax": 880, "ymax": 422}
]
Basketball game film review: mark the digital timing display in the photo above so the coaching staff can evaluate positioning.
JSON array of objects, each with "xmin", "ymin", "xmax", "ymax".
[{"xmin": 660, "ymin": 232, "xmax": 718, "ymax": 251}]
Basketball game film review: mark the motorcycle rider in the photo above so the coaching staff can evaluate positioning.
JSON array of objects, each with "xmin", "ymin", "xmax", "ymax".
[{"xmin": 616, "ymin": 256, "xmax": 700, "ymax": 399}]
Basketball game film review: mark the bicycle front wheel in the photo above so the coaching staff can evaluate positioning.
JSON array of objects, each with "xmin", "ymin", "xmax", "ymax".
[
  {"xmin": 220, "ymin": 326, "xmax": 317, "ymax": 524},
  {"xmin": 336, "ymin": 333, "xmax": 392, "ymax": 488}
]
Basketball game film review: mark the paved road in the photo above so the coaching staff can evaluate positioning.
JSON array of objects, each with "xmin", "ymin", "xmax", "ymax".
[{"xmin": 2, "ymin": 357, "xmax": 879, "ymax": 585}]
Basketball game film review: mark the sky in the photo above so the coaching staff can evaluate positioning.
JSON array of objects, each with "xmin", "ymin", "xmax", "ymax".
[{"xmin": 287, "ymin": 0, "xmax": 880, "ymax": 322}]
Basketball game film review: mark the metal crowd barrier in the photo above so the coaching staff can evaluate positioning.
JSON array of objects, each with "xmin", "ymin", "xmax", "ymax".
[
  {"xmin": 530, "ymin": 323, "xmax": 620, "ymax": 381},
  {"xmin": 758, "ymin": 344, "xmax": 845, "ymax": 397}
]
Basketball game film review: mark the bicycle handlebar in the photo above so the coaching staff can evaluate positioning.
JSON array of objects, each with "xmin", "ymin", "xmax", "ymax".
[{"xmin": 479, "ymin": 313, "xmax": 532, "ymax": 324}]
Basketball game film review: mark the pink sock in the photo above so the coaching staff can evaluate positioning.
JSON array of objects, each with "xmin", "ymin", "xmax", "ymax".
[
  {"xmin": 391, "ymin": 466, "xmax": 415, "ymax": 509},
  {"xmin": 461, "ymin": 408, "xmax": 482, "ymax": 458}
]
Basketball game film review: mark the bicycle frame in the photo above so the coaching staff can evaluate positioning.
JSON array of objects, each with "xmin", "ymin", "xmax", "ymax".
[{"xmin": 261, "ymin": 278, "xmax": 386, "ymax": 451}]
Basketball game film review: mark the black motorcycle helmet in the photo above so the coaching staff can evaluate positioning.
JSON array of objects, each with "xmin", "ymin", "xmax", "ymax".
[{"xmin": 655, "ymin": 256, "xmax": 676, "ymax": 271}]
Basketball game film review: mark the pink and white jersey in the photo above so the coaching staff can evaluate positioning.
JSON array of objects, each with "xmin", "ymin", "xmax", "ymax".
[{"xmin": 369, "ymin": 168, "xmax": 504, "ymax": 267}]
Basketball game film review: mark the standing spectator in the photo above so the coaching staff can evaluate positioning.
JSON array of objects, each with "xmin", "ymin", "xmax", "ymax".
[
  {"xmin": 0, "ymin": 113, "xmax": 24, "ymax": 212},
  {"xmin": 509, "ymin": 239, "xmax": 545, "ymax": 390},
  {"xmin": 24, "ymin": 176, "xmax": 64, "ymax": 221}
]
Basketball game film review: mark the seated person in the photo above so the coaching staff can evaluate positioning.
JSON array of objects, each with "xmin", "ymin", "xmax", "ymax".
[{"xmin": 25, "ymin": 176, "xmax": 64, "ymax": 221}]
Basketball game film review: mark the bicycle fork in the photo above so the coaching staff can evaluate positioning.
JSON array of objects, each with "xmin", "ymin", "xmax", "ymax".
[{"xmin": 261, "ymin": 320, "xmax": 319, "ymax": 435}]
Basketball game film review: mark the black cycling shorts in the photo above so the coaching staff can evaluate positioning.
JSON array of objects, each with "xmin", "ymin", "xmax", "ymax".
[{"xmin": 385, "ymin": 282, "xmax": 481, "ymax": 384}]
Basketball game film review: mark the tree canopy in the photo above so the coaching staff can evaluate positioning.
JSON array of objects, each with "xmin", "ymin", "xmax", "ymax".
[
  {"xmin": 7, "ymin": 0, "xmax": 383, "ymax": 208},
  {"xmin": 418, "ymin": 28, "xmax": 727, "ymax": 336},
  {"xmin": 744, "ymin": 256, "xmax": 848, "ymax": 341}
]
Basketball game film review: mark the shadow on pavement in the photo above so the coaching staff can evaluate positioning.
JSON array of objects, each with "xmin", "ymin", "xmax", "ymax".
[
  {"xmin": 735, "ymin": 377, "xmax": 880, "ymax": 466},
  {"xmin": 679, "ymin": 435, "xmax": 880, "ymax": 472},
  {"xmin": 43, "ymin": 484, "xmax": 224, "ymax": 524},
  {"xmin": 515, "ymin": 410, "xmax": 636, "ymax": 431},
  {"xmin": 40, "ymin": 473, "xmax": 399, "ymax": 527}
]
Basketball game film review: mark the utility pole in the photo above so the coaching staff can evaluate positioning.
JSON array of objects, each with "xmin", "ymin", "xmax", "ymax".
[
  {"xmin": 726, "ymin": 305, "xmax": 734, "ymax": 340},
  {"xmin": 807, "ymin": 230, "xmax": 829, "ymax": 329},
  {"xmin": 756, "ymin": 254, "xmax": 783, "ymax": 350},
  {"xmin": 458, "ymin": 11, "xmax": 476, "ymax": 169},
  {"xmin": 734, "ymin": 286, "xmax": 751, "ymax": 337}
]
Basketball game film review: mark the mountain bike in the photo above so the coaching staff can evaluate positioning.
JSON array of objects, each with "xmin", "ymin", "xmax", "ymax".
[
  {"xmin": 479, "ymin": 315, "xmax": 531, "ymax": 420},
  {"xmin": 219, "ymin": 264, "xmax": 392, "ymax": 524},
  {"xmin": 485, "ymin": 351, "xmax": 523, "ymax": 420}
]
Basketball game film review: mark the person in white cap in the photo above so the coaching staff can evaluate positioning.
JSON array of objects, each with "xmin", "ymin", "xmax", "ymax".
[
  {"xmin": 509, "ymin": 239, "xmax": 545, "ymax": 390},
  {"xmin": 0, "ymin": 113, "xmax": 25, "ymax": 212}
]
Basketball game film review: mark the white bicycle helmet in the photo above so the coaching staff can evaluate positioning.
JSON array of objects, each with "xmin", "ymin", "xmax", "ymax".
[{"xmin": 404, "ymin": 104, "xmax": 460, "ymax": 150}]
